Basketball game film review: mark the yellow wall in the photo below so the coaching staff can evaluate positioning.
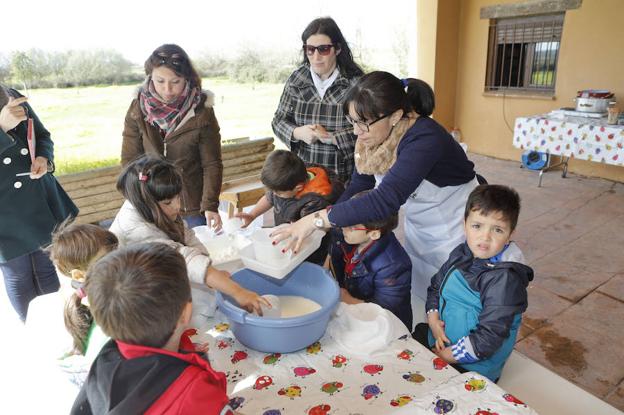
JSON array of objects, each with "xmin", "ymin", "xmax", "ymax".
[
  {"xmin": 416, "ymin": 0, "xmax": 461, "ymax": 131},
  {"xmin": 454, "ymin": 0, "xmax": 624, "ymax": 182}
]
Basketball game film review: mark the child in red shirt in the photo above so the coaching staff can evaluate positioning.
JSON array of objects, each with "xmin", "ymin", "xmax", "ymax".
[{"xmin": 71, "ymin": 243, "xmax": 234, "ymax": 415}]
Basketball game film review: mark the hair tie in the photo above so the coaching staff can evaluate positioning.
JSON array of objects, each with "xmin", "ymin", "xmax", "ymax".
[
  {"xmin": 401, "ymin": 78, "xmax": 409, "ymax": 88},
  {"xmin": 138, "ymin": 172, "xmax": 149, "ymax": 182},
  {"xmin": 76, "ymin": 287, "xmax": 87, "ymax": 299}
]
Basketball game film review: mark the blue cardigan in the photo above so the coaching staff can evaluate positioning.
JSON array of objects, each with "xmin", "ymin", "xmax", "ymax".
[
  {"xmin": 331, "ymin": 232, "xmax": 413, "ymax": 329},
  {"xmin": 328, "ymin": 116, "xmax": 475, "ymax": 227}
]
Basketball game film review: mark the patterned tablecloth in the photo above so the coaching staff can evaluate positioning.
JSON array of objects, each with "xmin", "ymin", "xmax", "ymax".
[
  {"xmin": 513, "ymin": 114, "xmax": 624, "ymax": 166},
  {"xmin": 194, "ymin": 315, "xmax": 539, "ymax": 415}
]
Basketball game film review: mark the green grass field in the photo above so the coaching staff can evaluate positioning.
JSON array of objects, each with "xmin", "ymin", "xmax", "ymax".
[{"xmin": 25, "ymin": 79, "xmax": 285, "ymax": 175}]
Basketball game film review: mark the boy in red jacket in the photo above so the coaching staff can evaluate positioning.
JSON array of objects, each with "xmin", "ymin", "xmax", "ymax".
[{"xmin": 71, "ymin": 243, "xmax": 234, "ymax": 415}]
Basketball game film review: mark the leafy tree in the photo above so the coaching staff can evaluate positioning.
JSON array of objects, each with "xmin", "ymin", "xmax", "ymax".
[{"xmin": 10, "ymin": 51, "xmax": 37, "ymax": 90}]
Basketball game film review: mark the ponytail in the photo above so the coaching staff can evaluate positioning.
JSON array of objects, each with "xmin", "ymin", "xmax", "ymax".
[
  {"xmin": 64, "ymin": 292, "xmax": 93, "ymax": 355},
  {"xmin": 403, "ymin": 78, "xmax": 435, "ymax": 117},
  {"xmin": 344, "ymin": 71, "xmax": 436, "ymax": 121}
]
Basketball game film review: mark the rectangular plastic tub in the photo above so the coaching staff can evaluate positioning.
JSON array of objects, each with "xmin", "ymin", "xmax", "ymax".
[{"xmin": 239, "ymin": 230, "xmax": 324, "ymax": 279}]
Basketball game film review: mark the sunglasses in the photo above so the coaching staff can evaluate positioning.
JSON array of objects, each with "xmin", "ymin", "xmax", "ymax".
[
  {"xmin": 303, "ymin": 44, "xmax": 335, "ymax": 56},
  {"xmin": 154, "ymin": 53, "xmax": 183, "ymax": 67},
  {"xmin": 345, "ymin": 113, "xmax": 391, "ymax": 133}
]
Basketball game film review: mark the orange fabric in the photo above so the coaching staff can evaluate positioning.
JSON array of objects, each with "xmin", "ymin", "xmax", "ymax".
[{"xmin": 296, "ymin": 167, "xmax": 332, "ymax": 198}]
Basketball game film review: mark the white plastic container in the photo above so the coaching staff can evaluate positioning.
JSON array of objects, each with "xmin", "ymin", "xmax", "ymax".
[
  {"xmin": 193, "ymin": 226, "xmax": 251, "ymax": 273},
  {"xmin": 250, "ymin": 228, "xmax": 292, "ymax": 265},
  {"xmin": 240, "ymin": 228, "xmax": 325, "ymax": 279}
]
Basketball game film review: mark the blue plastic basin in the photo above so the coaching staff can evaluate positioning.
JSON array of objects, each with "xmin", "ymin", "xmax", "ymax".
[{"xmin": 216, "ymin": 262, "xmax": 339, "ymax": 353}]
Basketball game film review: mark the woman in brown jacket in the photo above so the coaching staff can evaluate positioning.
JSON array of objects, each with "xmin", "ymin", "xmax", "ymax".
[{"xmin": 122, "ymin": 44, "xmax": 223, "ymax": 230}]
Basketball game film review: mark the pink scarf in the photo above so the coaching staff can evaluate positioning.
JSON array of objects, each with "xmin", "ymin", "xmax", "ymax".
[{"xmin": 139, "ymin": 78, "xmax": 200, "ymax": 137}]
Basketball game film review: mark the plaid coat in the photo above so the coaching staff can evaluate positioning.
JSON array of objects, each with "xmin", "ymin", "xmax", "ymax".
[{"xmin": 272, "ymin": 65, "xmax": 358, "ymax": 184}]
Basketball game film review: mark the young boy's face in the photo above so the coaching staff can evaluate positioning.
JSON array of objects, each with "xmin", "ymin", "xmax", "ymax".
[
  {"xmin": 464, "ymin": 209, "xmax": 513, "ymax": 259},
  {"xmin": 342, "ymin": 224, "xmax": 372, "ymax": 245}
]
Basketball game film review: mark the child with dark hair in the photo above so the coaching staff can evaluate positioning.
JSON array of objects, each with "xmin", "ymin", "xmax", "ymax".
[
  {"xmin": 330, "ymin": 191, "xmax": 412, "ymax": 329},
  {"xmin": 110, "ymin": 156, "xmax": 268, "ymax": 323},
  {"xmin": 71, "ymin": 243, "xmax": 233, "ymax": 414},
  {"xmin": 412, "ymin": 184, "xmax": 533, "ymax": 381},
  {"xmin": 236, "ymin": 150, "xmax": 343, "ymax": 264},
  {"xmin": 49, "ymin": 223, "xmax": 118, "ymax": 357}
]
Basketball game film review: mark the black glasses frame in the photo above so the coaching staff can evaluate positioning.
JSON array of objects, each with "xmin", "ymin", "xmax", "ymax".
[{"xmin": 345, "ymin": 113, "xmax": 391, "ymax": 132}]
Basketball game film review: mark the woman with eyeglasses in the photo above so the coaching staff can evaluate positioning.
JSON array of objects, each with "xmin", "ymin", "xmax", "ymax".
[
  {"xmin": 122, "ymin": 44, "xmax": 223, "ymax": 231},
  {"xmin": 272, "ymin": 72, "xmax": 478, "ymax": 323},
  {"xmin": 272, "ymin": 17, "xmax": 364, "ymax": 185}
]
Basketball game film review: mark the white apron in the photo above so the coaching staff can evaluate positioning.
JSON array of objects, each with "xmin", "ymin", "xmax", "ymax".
[{"xmin": 375, "ymin": 175, "xmax": 478, "ymax": 317}]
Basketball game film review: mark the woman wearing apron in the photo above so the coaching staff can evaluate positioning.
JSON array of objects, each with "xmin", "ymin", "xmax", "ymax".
[{"xmin": 272, "ymin": 71, "xmax": 478, "ymax": 326}]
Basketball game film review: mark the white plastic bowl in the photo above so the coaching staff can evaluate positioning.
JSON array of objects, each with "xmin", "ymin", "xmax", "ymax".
[{"xmin": 240, "ymin": 228, "xmax": 324, "ymax": 279}]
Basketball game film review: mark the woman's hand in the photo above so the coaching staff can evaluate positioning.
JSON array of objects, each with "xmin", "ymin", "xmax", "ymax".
[
  {"xmin": 205, "ymin": 211, "xmax": 223, "ymax": 232},
  {"xmin": 293, "ymin": 124, "xmax": 330, "ymax": 145},
  {"xmin": 30, "ymin": 156, "xmax": 48, "ymax": 179},
  {"xmin": 270, "ymin": 210, "xmax": 326, "ymax": 254},
  {"xmin": 0, "ymin": 96, "xmax": 28, "ymax": 133},
  {"xmin": 233, "ymin": 288, "xmax": 271, "ymax": 316}
]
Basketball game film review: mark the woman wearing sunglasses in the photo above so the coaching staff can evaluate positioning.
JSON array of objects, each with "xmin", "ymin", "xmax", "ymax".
[
  {"xmin": 272, "ymin": 17, "xmax": 364, "ymax": 185},
  {"xmin": 122, "ymin": 44, "xmax": 224, "ymax": 231},
  {"xmin": 272, "ymin": 72, "xmax": 478, "ymax": 325}
]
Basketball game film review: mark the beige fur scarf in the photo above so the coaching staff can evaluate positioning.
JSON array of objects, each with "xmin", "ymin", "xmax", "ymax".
[{"xmin": 354, "ymin": 114, "xmax": 417, "ymax": 175}]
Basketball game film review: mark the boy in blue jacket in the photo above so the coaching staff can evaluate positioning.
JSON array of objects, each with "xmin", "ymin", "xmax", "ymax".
[
  {"xmin": 412, "ymin": 184, "xmax": 533, "ymax": 381},
  {"xmin": 331, "ymin": 191, "xmax": 412, "ymax": 329}
]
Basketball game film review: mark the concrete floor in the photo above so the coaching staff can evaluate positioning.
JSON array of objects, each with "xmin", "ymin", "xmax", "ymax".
[
  {"xmin": 2, "ymin": 152, "xmax": 623, "ymax": 411},
  {"xmin": 470, "ymin": 153, "xmax": 624, "ymax": 411}
]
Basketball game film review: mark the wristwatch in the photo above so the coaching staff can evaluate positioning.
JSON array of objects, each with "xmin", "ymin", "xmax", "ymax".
[{"xmin": 313, "ymin": 211, "xmax": 326, "ymax": 230}]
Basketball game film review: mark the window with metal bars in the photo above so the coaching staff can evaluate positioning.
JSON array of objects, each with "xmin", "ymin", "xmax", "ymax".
[{"xmin": 485, "ymin": 13, "xmax": 564, "ymax": 94}]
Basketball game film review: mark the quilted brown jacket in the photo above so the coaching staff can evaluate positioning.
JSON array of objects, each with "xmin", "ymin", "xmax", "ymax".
[{"xmin": 121, "ymin": 91, "xmax": 223, "ymax": 215}]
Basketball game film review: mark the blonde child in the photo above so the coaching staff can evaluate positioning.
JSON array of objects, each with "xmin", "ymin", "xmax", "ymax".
[{"xmin": 49, "ymin": 223, "xmax": 118, "ymax": 357}]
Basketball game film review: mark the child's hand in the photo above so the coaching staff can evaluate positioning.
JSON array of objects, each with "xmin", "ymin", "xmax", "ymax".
[
  {"xmin": 433, "ymin": 345, "xmax": 457, "ymax": 364},
  {"xmin": 233, "ymin": 288, "xmax": 271, "ymax": 316},
  {"xmin": 194, "ymin": 342, "xmax": 210, "ymax": 354},
  {"xmin": 428, "ymin": 313, "xmax": 450, "ymax": 351},
  {"xmin": 234, "ymin": 212, "xmax": 255, "ymax": 228},
  {"xmin": 340, "ymin": 288, "xmax": 363, "ymax": 305}
]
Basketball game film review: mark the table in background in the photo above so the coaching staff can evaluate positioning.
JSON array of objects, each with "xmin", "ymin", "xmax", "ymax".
[
  {"xmin": 513, "ymin": 114, "xmax": 624, "ymax": 186},
  {"xmin": 195, "ymin": 316, "xmax": 539, "ymax": 415}
]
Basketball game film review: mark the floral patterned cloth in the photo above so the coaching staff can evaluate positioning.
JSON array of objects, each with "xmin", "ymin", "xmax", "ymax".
[
  {"xmin": 513, "ymin": 115, "xmax": 624, "ymax": 166},
  {"xmin": 193, "ymin": 314, "xmax": 539, "ymax": 414}
]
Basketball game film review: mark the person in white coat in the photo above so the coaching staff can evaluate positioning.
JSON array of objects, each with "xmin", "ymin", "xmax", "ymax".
[
  {"xmin": 110, "ymin": 156, "xmax": 268, "ymax": 324},
  {"xmin": 272, "ymin": 72, "xmax": 478, "ymax": 325}
]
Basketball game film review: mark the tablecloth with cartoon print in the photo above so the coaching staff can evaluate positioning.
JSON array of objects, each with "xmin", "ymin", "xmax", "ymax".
[
  {"xmin": 513, "ymin": 115, "xmax": 624, "ymax": 166},
  {"xmin": 194, "ymin": 318, "xmax": 539, "ymax": 415}
]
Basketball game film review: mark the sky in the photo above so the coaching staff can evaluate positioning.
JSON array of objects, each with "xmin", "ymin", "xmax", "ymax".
[{"xmin": 1, "ymin": 0, "xmax": 417, "ymax": 74}]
